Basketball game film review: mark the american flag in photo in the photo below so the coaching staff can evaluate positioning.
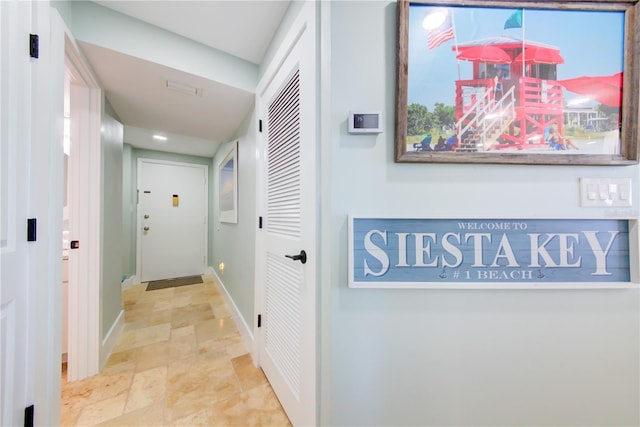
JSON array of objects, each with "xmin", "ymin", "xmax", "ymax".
[{"xmin": 427, "ymin": 11, "xmax": 454, "ymax": 50}]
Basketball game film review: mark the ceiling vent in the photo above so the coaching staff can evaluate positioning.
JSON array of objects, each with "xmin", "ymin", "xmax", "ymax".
[{"xmin": 165, "ymin": 79, "xmax": 201, "ymax": 96}]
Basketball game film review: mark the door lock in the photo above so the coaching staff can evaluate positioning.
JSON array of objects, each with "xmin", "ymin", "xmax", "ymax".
[
  {"xmin": 143, "ymin": 226, "xmax": 150, "ymax": 231},
  {"xmin": 144, "ymin": 214, "xmax": 150, "ymax": 219}
]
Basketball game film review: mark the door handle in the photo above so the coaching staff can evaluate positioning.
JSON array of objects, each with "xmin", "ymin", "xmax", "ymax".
[
  {"xmin": 143, "ymin": 226, "xmax": 150, "ymax": 231},
  {"xmin": 285, "ymin": 250, "xmax": 307, "ymax": 264}
]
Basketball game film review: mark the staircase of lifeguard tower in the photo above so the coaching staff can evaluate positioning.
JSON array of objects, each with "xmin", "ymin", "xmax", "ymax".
[{"xmin": 455, "ymin": 86, "xmax": 516, "ymax": 152}]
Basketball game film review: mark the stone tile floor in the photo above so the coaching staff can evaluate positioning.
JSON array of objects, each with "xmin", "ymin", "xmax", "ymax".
[{"xmin": 61, "ymin": 275, "xmax": 291, "ymax": 426}]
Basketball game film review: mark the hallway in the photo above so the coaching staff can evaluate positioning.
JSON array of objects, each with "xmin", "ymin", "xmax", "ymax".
[{"xmin": 61, "ymin": 275, "xmax": 291, "ymax": 426}]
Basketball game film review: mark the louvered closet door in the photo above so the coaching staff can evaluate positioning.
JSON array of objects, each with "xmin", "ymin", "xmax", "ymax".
[{"xmin": 259, "ymin": 17, "xmax": 316, "ymax": 427}]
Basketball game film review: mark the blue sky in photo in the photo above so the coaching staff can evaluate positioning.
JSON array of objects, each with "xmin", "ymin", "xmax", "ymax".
[{"xmin": 408, "ymin": 5, "xmax": 625, "ymax": 108}]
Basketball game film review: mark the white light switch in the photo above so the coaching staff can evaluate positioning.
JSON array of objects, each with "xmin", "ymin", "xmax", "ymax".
[{"xmin": 580, "ymin": 178, "xmax": 632, "ymax": 207}]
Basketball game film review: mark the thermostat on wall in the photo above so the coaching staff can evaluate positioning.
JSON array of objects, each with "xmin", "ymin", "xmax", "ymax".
[{"xmin": 348, "ymin": 111, "xmax": 383, "ymax": 134}]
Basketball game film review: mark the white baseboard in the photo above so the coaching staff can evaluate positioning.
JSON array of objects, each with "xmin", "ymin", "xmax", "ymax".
[
  {"xmin": 210, "ymin": 268, "xmax": 254, "ymax": 358},
  {"xmin": 121, "ymin": 274, "xmax": 139, "ymax": 289},
  {"xmin": 100, "ymin": 309, "xmax": 124, "ymax": 370}
]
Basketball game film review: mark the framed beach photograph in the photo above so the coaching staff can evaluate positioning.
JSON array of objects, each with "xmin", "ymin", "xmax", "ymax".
[
  {"xmin": 218, "ymin": 141, "xmax": 238, "ymax": 223},
  {"xmin": 395, "ymin": 0, "xmax": 640, "ymax": 165}
]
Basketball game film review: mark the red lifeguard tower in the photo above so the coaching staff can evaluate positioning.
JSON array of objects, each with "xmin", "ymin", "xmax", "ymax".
[{"xmin": 452, "ymin": 36, "xmax": 565, "ymax": 151}]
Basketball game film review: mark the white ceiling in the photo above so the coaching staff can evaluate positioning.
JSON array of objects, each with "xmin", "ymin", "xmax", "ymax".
[
  {"xmin": 94, "ymin": 1, "xmax": 290, "ymax": 65},
  {"xmin": 80, "ymin": 1, "xmax": 291, "ymax": 157},
  {"xmin": 79, "ymin": 41, "xmax": 254, "ymax": 157}
]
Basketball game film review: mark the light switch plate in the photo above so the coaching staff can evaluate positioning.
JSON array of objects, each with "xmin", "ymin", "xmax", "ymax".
[{"xmin": 580, "ymin": 178, "xmax": 632, "ymax": 207}]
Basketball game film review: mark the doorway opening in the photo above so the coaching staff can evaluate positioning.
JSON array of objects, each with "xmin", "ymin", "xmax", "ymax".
[{"xmin": 136, "ymin": 158, "xmax": 208, "ymax": 283}]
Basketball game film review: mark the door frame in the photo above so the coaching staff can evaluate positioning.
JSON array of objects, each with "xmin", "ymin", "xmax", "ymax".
[
  {"xmin": 62, "ymin": 22, "xmax": 103, "ymax": 381},
  {"xmin": 16, "ymin": 6, "xmax": 102, "ymax": 423},
  {"xmin": 135, "ymin": 158, "xmax": 209, "ymax": 282},
  {"xmin": 253, "ymin": 1, "xmax": 318, "ymax": 424},
  {"xmin": 2, "ymin": 1, "xmax": 38, "ymax": 424}
]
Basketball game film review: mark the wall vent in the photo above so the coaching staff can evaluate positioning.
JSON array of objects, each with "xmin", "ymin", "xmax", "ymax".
[{"xmin": 165, "ymin": 79, "xmax": 201, "ymax": 96}]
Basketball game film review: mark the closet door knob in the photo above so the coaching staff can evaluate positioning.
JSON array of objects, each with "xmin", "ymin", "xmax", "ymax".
[{"xmin": 285, "ymin": 250, "xmax": 307, "ymax": 264}]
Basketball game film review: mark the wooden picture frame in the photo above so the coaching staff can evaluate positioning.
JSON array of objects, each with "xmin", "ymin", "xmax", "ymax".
[
  {"xmin": 395, "ymin": 0, "xmax": 639, "ymax": 165},
  {"xmin": 218, "ymin": 141, "xmax": 238, "ymax": 224}
]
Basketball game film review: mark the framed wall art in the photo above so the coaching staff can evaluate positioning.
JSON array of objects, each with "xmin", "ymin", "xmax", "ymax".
[
  {"xmin": 218, "ymin": 141, "xmax": 238, "ymax": 224},
  {"xmin": 395, "ymin": 0, "xmax": 640, "ymax": 165}
]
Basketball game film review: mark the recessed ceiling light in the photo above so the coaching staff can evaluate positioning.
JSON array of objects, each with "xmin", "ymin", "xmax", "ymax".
[
  {"xmin": 153, "ymin": 135, "xmax": 168, "ymax": 141},
  {"xmin": 165, "ymin": 79, "xmax": 201, "ymax": 96}
]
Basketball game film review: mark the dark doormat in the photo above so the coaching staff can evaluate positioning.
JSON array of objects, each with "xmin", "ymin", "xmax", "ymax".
[{"xmin": 146, "ymin": 275, "xmax": 203, "ymax": 291}]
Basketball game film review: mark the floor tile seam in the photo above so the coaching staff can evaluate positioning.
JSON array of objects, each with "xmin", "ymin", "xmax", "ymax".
[
  {"xmin": 114, "ymin": 329, "xmax": 174, "ymax": 363},
  {"xmin": 160, "ymin": 359, "xmax": 190, "ymax": 426},
  {"xmin": 122, "ymin": 370, "xmax": 169, "ymax": 421},
  {"xmin": 232, "ymin": 360, "xmax": 270, "ymax": 395},
  {"xmin": 117, "ymin": 366, "xmax": 140, "ymax": 416},
  {"xmin": 118, "ymin": 320, "xmax": 171, "ymax": 332},
  {"xmin": 118, "ymin": 321, "xmax": 173, "ymax": 339},
  {"xmin": 80, "ymin": 371, "xmax": 134, "ymax": 413},
  {"xmin": 60, "ymin": 371, "xmax": 129, "ymax": 410},
  {"xmin": 160, "ymin": 360, "xmax": 171, "ymax": 425},
  {"xmin": 228, "ymin": 359, "xmax": 258, "ymax": 397},
  {"xmin": 73, "ymin": 388, "xmax": 129, "ymax": 427},
  {"xmin": 196, "ymin": 334, "xmax": 236, "ymax": 351},
  {"xmin": 200, "ymin": 387, "xmax": 251, "ymax": 419},
  {"xmin": 170, "ymin": 378, "xmax": 245, "ymax": 423},
  {"xmin": 113, "ymin": 337, "xmax": 171, "ymax": 355}
]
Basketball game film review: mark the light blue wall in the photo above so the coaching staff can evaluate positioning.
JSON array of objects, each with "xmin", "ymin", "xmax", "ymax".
[
  {"xmin": 211, "ymin": 108, "xmax": 257, "ymax": 328},
  {"xmin": 323, "ymin": 2, "xmax": 639, "ymax": 426},
  {"xmin": 101, "ymin": 99, "xmax": 124, "ymax": 339},
  {"xmin": 50, "ymin": 0, "xmax": 72, "ymax": 27}
]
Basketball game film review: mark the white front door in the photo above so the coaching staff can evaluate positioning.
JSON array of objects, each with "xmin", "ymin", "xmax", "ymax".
[
  {"xmin": 137, "ymin": 159, "xmax": 208, "ymax": 282},
  {"xmin": 1, "ymin": 0, "xmax": 33, "ymax": 424},
  {"xmin": 257, "ymin": 6, "xmax": 317, "ymax": 425}
]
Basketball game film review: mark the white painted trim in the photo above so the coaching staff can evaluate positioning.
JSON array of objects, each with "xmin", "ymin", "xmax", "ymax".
[
  {"xmin": 63, "ymin": 31, "xmax": 101, "ymax": 89},
  {"xmin": 318, "ymin": 1, "xmax": 333, "ymax": 424},
  {"xmin": 65, "ymin": 29, "xmax": 103, "ymax": 382},
  {"xmin": 211, "ymin": 269, "xmax": 255, "ymax": 360},
  {"xmin": 136, "ymin": 158, "xmax": 209, "ymax": 282},
  {"xmin": 99, "ymin": 309, "xmax": 124, "ymax": 370}
]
